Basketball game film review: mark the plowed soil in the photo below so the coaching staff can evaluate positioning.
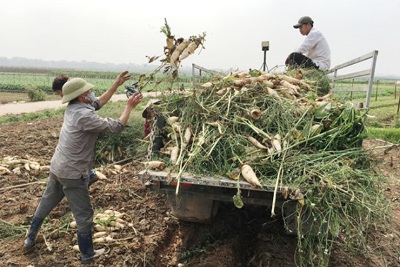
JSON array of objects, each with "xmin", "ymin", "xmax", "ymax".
[{"xmin": 0, "ymin": 117, "xmax": 399, "ymax": 267}]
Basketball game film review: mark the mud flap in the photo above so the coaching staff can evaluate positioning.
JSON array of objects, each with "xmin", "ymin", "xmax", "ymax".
[
  {"xmin": 282, "ymin": 201, "xmax": 328, "ymax": 236},
  {"xmin": 166, "ymin": 191, "xmax": 219, "ymax": 223}
]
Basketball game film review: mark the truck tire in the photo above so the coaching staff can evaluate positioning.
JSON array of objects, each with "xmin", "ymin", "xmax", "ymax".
[{"xmin": 166, "ymin": 191, "xmax": 219, "ymax": 223}]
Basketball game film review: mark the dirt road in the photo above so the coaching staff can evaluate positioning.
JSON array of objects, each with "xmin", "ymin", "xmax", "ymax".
[{"xmin": 0, "ymin": 93, "xmax": 161, "ymax": 116}]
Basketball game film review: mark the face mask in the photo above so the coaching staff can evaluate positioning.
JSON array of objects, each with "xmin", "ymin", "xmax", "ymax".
[{"xmin": 84, "ymin": 91, "xmax": 97, "ymax": 106}]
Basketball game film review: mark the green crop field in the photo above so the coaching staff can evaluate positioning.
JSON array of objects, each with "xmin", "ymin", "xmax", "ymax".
[
  {"xmin": 1, "ymin": 67, "xmax": 399, "ymax": 143},
  {"xmin": 0, "ymin": 67, "xmax": 194, "ymax": 97}
]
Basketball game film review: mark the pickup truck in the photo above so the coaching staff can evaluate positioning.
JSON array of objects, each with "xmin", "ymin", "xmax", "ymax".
[{"xmin": 138, "ymin": 51, "xmax": 378, "ymax": 234}]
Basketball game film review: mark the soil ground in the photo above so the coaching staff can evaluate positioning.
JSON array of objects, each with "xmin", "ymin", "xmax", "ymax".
[{"xmin": 0, "ymin": 117, "xmax": 399, "ymax": 267}]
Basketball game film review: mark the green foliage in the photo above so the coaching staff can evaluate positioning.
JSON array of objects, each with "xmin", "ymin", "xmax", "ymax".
[
  {"xmin": 367, "ymin": 127, "xmax": 400, "ymax": 143},
  {"xmin": 0, "ymin": 219, "xmax": 27, "ymax": 242},
  {"xmin": 95, "ymin": 101, "xmax": 148, "ymax": 164},
  {"xmin": 0, "ymin": 108, "xmax": 65, "ymax": 125},
  {"xmin": 0, "ymin": 84, "xmax": 25, "ymax": 92},
  {"xmin": 25, "ymin": 85, "xmax": 47, "ymax": 101},
  {"xmin": 395, "ymin": 115, "xmax": 400, "ymax": 128},
  {"xmin": 286, "ymin": 68, "xmax": 331, "ymax": 96}
]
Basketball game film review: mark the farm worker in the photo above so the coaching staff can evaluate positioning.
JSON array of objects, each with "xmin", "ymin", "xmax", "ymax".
[
  {"xmin": 142, "ymin": 98, "xmax": 166, "ymax": 153},
  {"xmin": 52, "ymin": 73, "xmax": 128, "ymax": 187},
  {"xmin": 23, "ymin": 73, "xmax": 143, "ymax": 264},
  {"xmin": 285, "ymin": 16, "xmax": 331, "ymax": 71},
  {"xmin": 142, "ymin": 98, "xmax": 161, "ymax": 137}
]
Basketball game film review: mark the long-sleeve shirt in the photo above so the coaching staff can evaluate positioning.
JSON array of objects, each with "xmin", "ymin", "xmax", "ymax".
[
  {"xmin": 296, "ymin": 27, "xmax": 331, "ymax": 70},
  {"xmin": 50, "ymin": 100, "xmax": 125, "ymax": 179}
]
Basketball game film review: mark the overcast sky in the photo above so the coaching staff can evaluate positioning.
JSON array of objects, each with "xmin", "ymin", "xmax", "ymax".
[{"xmin": 0, "ymin": 0, "xmax": 398, "ymax": 76}]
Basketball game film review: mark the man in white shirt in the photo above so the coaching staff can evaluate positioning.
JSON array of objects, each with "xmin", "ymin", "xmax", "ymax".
[{"xmin": 285, "ymin": 16, "xmax": 331, "ymax": 71}]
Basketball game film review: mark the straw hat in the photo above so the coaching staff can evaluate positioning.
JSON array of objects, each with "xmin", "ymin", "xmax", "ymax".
[
  {"xmin": 61, "ymin": 78, "xmax": 94, "ymax": 104},
  {"xmin": 142, "ymin": 99, "xmax": 161, "ymax": 118}
]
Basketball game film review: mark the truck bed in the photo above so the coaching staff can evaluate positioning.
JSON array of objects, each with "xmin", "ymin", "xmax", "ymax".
[
  {"xmin": 138, "ymin": 170, "xmax": 300, "ymax": 230},
  {"xmin": 138, "ymin": 170, "xmax": 287, "ymax": 206}
]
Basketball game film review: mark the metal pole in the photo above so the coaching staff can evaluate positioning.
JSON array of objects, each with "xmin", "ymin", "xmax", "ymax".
[
  {"xmin": 397, "ymin": 93, "xmax": 400, "ymax": 114},
  {"xmin": 263, "ymin": 50, "xmax": 267, "ymax": 72}
]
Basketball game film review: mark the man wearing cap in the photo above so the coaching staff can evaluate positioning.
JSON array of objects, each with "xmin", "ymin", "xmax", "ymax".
[
  {"xmin": 285, "ymin": 16, "xmax": 331, "ymax": 71},
  {"xmin": 52, "ymin": 72, "xmax": 131, "ymax": 187},
  {"xmin": 22, "ymin": 72, "xmax": 143, "ymax": 263}
]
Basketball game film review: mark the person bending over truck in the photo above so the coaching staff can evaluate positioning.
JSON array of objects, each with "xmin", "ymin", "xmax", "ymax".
[
  {"xmin": 23, "ymin": 73, "xmax": 143, "ymax": 264},
  {"xmin": 52, "ymin": 73, "xmax": 126, "ymax": 187},
  {"xmin": 285, "ymin": 16, "xmax": 331, "ymax": 71},
  {"xmin": 142, "ymin": 98, "xmax": 166, "ymax": 153}
]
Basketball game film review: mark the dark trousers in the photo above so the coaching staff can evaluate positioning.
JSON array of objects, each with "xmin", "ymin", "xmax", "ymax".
[
  {"xmin": 34, "ymin": 172, "xmax": 94, "ymax": 233},
  {"xmin": 285, "ymin": 52, "xmax": 319, "ymax": 69}
]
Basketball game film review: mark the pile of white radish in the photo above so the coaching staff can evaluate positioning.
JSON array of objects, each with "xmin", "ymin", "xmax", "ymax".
[
  {"xmin": 0, "ymin": 156, "xmax": 49, "ymax": 176},
  {"xmin": 70, "ymin": 209, "xmax": 133, "ymax": 251},
  {"xmin": 143, "ymin": 69, "xmax": 335, "ymax": 190}
]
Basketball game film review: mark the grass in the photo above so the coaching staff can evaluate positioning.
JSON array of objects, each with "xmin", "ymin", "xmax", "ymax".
[
  {"xmin": 366, "ymin": 127, "xmax": 400, "ymax": 143},
  {"xmin": 0, "ymin": 91, "xmax": 64, "ymax": 104},
  {"xmin": 94, "ymin": 99, "xmax": 149, "ymax": 164},
  {"xmin": 0, "ymin": 219, "xmax": 26, "ymax": 242},
  {"xmin": 0, "ymin": 108, "xmax": 65, "ymax": 124}
]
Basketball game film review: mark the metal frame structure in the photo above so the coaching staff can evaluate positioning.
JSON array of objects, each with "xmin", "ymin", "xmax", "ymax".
[
  {"xmin": 191, "ymin": 63, "xmax": 224, "ymax": 88},
  {"xmin": 327, "ymin": 50, "xmax": 379, "ymax": 108}
]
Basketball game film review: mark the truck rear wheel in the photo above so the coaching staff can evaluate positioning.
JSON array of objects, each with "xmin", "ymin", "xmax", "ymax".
[{"xmin": 166, "ymin": 191, "xmax": 219, "ymax": 223}]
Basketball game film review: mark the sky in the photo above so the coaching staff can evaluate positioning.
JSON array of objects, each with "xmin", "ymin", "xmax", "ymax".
[{"xmin": 0, "ymin": 0, "xmax": 398, "ymax": 77}]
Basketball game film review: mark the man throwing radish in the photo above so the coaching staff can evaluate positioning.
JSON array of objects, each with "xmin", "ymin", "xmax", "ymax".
[{"xmin": 23, "ymin": 72, "xmax": 143, "ymax": 264}]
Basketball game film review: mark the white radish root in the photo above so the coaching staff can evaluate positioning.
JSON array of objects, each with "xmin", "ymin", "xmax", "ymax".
[
  {"xmin": 170, "ymin": 146, "xmax": 179, "ymax": 165},
  {"xmin": 241, "ymin": 164, "xmax": 262, "ymax": 187},
  {"xmin": 143, "ymin": 161, "xmax": 166, "ymax": 170},
  {"xmin": 247, "ymin": 136, "xmax": 268, "ymax": 150},
  {"xmin": 179, "ymin": 41, "xmax": 198, "ymax": 61}
]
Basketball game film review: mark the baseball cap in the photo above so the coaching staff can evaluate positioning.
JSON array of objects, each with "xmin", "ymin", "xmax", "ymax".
[{"xmin": 293, "ymin": 16, "xmax": 314, "ymax": 28}]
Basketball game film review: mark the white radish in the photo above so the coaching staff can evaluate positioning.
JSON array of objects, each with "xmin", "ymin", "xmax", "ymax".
[
  {"xmin": 247, "ymin": 136, "xmax": 268, "ymax": 150},
  {"xmin": 95, "ymin": 225, "xmax": 117, "ymax": 232},
  {"xmin": 264, "ymin": 87, "xmax": 281, "ymax": 100},
  {"xmin": 170, "ymin": 146, "xmax": 179, "ymax": 165},
  {"xmin": 201, "ymin": 82, "xmax": 213, "ymax": 89},
  {"xmin": 249, "ymin": 108, "xmax": 262, "ymax": 120},
  {"xmin": 166, "ymin": 37, "xmax": 174, "ymax": 49},
  {"xmin": 93, "ymin": 236, "xmax": 113, "ymax": 243},
  {"xmin": 95, "ymin": 171, "xmax": 107, "ymax": 180},
  {"xmin": 272, "ymin": 134, "xmax": 282, "ymax": 156},
  {"xmin": 93, "ymin": 231, "xmax": 108, "ymax": 238},
  {"xmin": 184, "ymin": 127, "xmax": 192, "ymax": 144},
  {"xmin": 69, "ymin": 221, "xmax": 77, "ymax": 228},
  {"xmin": 179, "ymin": 41, "xmax": 198, "ymax": 61},
  {"xmin": 0, "ymin": 166, "xmax": 12, "ymax": 175},
  {"xmin": 170, "ymin": 40, "xmax": 190, "ymax": 68},
  {"xmin": 24, "ymin": 163, "xmax": 31, "ymax": 171},
  {"xmin": 167, "ymin": 116, "xmax": 180, "ymax": 125},
  {"xmin": 143, "ymin": 161, "xmax": 166, "ymax": 170},
  {"xmin": 241, "ymin": 164, "xmax": 262, "ymax": 187}
]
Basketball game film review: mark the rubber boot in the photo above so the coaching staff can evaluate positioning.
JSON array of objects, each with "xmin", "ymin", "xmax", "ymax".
[
  {"xmin": 23, "ymin": 217, "xmax": 44, "ymax": 254},
  {"xmin": 77, "ymin": 231, "xmax": 105, "ymax": 263},
  {"xmin": 87, "ymin": 170, "xmax": 98, "ymax": 188}
]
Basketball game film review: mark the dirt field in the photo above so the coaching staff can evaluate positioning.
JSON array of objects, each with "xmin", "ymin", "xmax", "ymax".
[{"xmin": 0, "ymin": 117, "xmax": 399, "ymax": 267}]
